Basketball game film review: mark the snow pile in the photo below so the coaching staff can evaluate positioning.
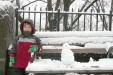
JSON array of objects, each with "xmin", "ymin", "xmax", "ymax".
[
  {"xmin": 35, "ymin": 31, "xmax": 113, "ymax": 45},
  {"xmin": 84, "ymin": 43, "xmax": 106, "ymax": 48},
  {"xmin": 61, "ymin": 43, "xmax": 74, "ymax": 66},
  {"xmin": 84, "ymin": 42, "xmax": 113, "ymax": 52},
  {"xmin": 65, "ymin": 73, "xmax": 79, "ymax": 75},
  {"xmin": 105, "ymin": 42, "xmax": 113, "ymax": 52},
  {"xmin": 26, "ymin": 58, "xmax": 113, "ymax": 71},
  {"xmin": 35, "ymin": 31, "xmax": 113, "ymax": 38}
]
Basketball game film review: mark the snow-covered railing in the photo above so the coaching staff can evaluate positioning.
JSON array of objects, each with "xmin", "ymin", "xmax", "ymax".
[{"xmin": 18, "ymin": 10, "xmax": 110, "ymax": 15}]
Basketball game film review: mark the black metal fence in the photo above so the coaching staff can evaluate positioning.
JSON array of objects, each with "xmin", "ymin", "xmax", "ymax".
[{"xmin": 15, "ymin": 8, "xmax": 113, "ymax": 36}]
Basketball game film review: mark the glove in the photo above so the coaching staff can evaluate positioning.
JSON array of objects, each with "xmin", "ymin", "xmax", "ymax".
[
  {"xmin": 9, "ymin": 57, "xmax": 15, "ymax": 67},
  {"xmin": 28, "ymin": 45, "xmax": 38, "ymax": 53}
]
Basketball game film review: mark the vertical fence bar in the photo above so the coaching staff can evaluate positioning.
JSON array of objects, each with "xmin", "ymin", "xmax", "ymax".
[
  {"xmin": 23, "ymin": 7, "xmax": 24, "ymax": 20},
  {"xmin": 77, "ymin": 9, "xmax": 79, "ymax": 31},
  {"xmin": 34, "ymin": 6, "xmax": 36, "ymax": 29},
  {"xmin": 77, "ymin": 14, "xmax": 79, "ymax": 31},
  {"xmin": 90, "ymin": 9, "xmax": 92, "ymax": 31},
  {"xmin": 63, "ymin": 13, "xmax": 65, "ymax": 31},
  {"xmin": 84, "ymin": 14, "xmax": 86, "ymax": 31},
  {"xmin": 96, "ymin": 14, "xmax": 98, "ymax": 31},
  {"xmin": 15, "ymin": 8, "xmax": 19, "ymax": 36},
  {"xmin": 40, "ymin": 8, "xmax": 42, "ymax": 31},
  {"xmin": 57, "ymin": 9, "xmax": 60, "ymax": 31},
  {"xmin": 45, "ymin": 8, "xmax": 48, "ymax": 31},
  {"xmin": 109, "ymin": 10, "xmax": 112, "ymax": 31},
  {"xmin": 102, "ymin": 15, "xmax": 104, "ymax": 31},
  {"xmin": 52, "ymin": 8, "xmax": 53, "ymax": 31},
  {"xmin": 71, "ymin": 8, "xmax": 73, "ymax": 31},
  {"xmin": 28, "ymin": 7, "xmax": 30, "ymax": 19}
]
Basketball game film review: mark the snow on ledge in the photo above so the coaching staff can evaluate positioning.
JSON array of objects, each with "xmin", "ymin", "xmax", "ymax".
[
  {"xmin": 35, "ymin": 31, "xmax": 113, "ymax": 38},
  {"xmin": 26, "ymin": 58, "xmax": 113, "ymax": 71},
  {"xmin": 34, "ymin": 31, "xmax": 113, "ymax": 45}
]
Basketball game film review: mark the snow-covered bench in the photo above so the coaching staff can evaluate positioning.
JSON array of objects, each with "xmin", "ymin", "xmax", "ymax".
[
  {"xmin": 26, "ymin": 31, "xmax": 113, "ymax": 74},
  {"xmin": 34, "ymin": 31, "xmax": 113, "ymax": 61}
]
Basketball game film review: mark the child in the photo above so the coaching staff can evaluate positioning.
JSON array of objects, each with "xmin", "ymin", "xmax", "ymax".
[{"xmin": 9, "ymin": 19, "xmax": 42, "ymax": 75}]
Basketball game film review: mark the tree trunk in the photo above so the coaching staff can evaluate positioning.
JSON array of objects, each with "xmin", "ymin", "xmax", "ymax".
[
  {"xmin": 63, "ymin": 0, "xmax": 71, "ymax": 31},
  {"xmin": 47, "ymin": 0, "xmax": 53, "ymax": 31}
]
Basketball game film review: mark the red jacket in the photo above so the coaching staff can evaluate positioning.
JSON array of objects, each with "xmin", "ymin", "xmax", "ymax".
[{"xmin": 9, "ymin": 19, "xmax": 42, "ymax": 68}]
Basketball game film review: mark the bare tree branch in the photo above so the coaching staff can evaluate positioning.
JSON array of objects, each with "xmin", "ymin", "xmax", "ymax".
[
  {"xmin": 84, "ymin": 0, "xmax": 99, "ymax": 12},
  {"xmin": 55, "ymin": 0, "xmax": 60, "ymax": 11},
  {"xmin": 111, "ymin": 0, "xmax": 113, "ymax": 11},
  {"xmin": 16, "ymin": 0, "xmax": 20, "ymax": 8},
  {"xmin": 21, "ymin": 0, "xmax": 47, "ymax": 9},
  {"xmin": 71, "ymin": 0, "xmax": 99, "ymax": 27}
]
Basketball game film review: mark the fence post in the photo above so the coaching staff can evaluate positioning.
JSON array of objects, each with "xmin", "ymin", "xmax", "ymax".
[
  {"xmin": 109, "ymin": 10, "xmax": 112, "ymax": 31},
  {"xmin": 45, "ymin": 8, "xmax": 48, "ymax": 31},
  {"xmin": 15, "ymin": 8, "xmax": 18, "ymax": 36},
  {"xmin": 57, "ymin": 9, "xmax": 60, "ymax": 31},
  {"xmin": 90, "ymin": 9, "xmax": 92, "ymax": 31},
  {"xmin": 71, "ymin": 8, "xmax": 73, "ymax": 31},
  {"xmin": 40, "ymin": 8, "xmax": 42, "ymax": 31}
]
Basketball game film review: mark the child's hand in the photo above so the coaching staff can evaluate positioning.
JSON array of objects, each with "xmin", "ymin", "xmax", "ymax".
[
  {"xmin": 9, "ymin": 57, "xmax": 15, "ymax": 67},
  {"xmin": 28, "ymin": 45, "xmax": 38, "ymax": 53}
]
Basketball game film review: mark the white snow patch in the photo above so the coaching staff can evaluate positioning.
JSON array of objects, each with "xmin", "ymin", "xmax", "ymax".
[
  {"xmin": 0, "ymin": 1, "xmax": 13, "ymax": 8},
  {"xmin": 26, "ymin": 58, "xmax": 113, "ymax": 71}
]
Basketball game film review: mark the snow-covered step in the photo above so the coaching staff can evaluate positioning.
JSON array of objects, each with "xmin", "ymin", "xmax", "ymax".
[
  {"xmin": 26, "ymin": 58, "xmax": 113, "ymax": 74},
  {"xmin": 34, "ymin": 31, "xmax": 113, "ymax": 53},
  {"xmin": 35, "ymin": 31, "xmax": 113, "ymax": 46}
]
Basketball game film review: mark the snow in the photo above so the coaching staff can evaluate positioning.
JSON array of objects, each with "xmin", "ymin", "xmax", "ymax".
[
  {"xmin": 0, "ymin": 1, "xmax": 13, "ymax": 10},
  {"xmin": 35, "ymin": 31, "xmax": 113, "ymax": 45},
  {"xmin": 26, "ymin": 54, "xmax": 113, "ymax": 74},
  {"xmin": 35, "ymin": 31, "xmax": 113, "ymax": 38},
  {"xmin": 26, "ymin": 31, "xmax": 113, "ymax": 74},
  {"xmin": 0, "ymin": 1, "xmax": 12, "ymax": 7},
  {"xmin": 26, "ymin": 56, "xmax": 113, "ymax": 71},
  {"xmin": 0, "ymin": 0, "xmax": 112, "ymax": 74},
  {"xmin": 34, "ymin": 31, "xmax": 113, "ymax": 52}
]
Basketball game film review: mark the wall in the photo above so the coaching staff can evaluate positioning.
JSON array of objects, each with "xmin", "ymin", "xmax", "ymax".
[{"xmin": 0, "ymin": 4, "xmax": 15, "ymax": 75}]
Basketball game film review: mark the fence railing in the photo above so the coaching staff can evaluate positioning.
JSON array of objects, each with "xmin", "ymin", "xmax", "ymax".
[{"xmin": 15, "ymin": 8, "xmax": 113, "ymax": 36}]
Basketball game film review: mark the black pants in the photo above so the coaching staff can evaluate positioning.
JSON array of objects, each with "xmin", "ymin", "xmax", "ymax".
[{"xmin": 13, "ymin": 68, "xmax": 28, "ymax": 75}]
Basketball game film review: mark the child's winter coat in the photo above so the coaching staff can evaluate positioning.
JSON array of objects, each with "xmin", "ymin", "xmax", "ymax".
[{"xmin": 9, "ymin": 19, "xmax": 41, "ymax": 68}]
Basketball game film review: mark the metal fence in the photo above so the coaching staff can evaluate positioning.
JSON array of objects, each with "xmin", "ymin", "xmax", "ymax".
[{"xmin": 15, "ymin": 8, "xmax": 113, "ymax": 36}]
